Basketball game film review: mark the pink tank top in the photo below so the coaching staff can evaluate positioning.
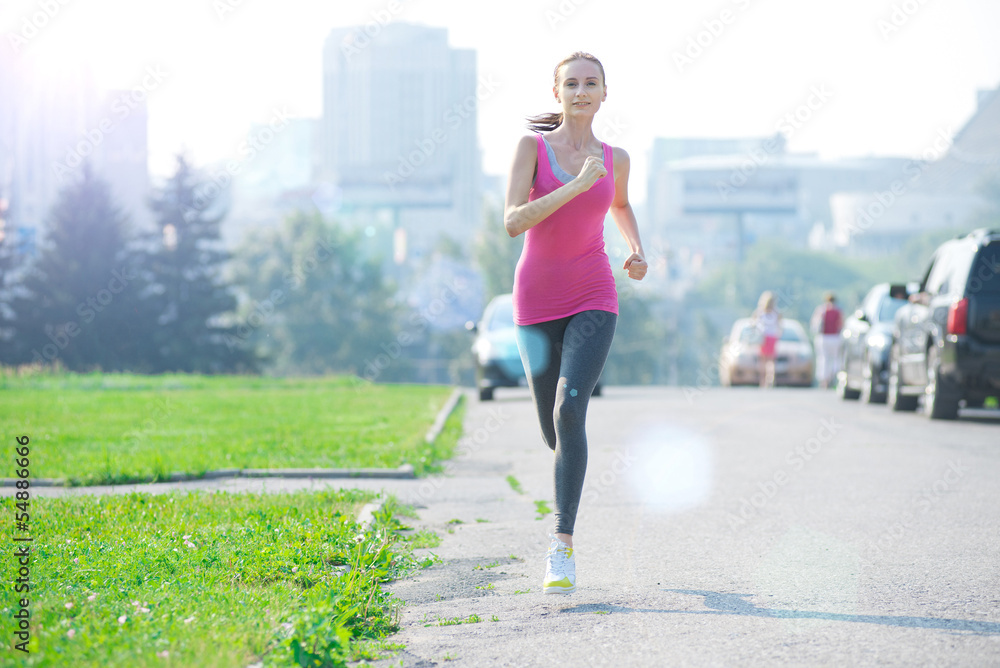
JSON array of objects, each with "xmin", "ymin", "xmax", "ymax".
[{"xmin": 512, "ymin": 134, "xmax": 618, "ymax": 325}]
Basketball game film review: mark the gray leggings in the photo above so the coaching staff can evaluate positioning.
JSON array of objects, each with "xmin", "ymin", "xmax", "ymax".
[{"xmin": 515, "ymin": 310, "xmax": 617, "ymax": 535}]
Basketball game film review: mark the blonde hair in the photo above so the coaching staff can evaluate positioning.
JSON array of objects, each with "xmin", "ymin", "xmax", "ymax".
[{"xmin": 757, "ymin": 291, "xmax": 776, "ymax": 312}]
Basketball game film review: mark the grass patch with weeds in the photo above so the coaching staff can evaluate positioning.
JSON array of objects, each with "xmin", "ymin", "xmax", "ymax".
[
  {"xmin": 406, "ymin": 530, "xmax": 442, "ymax": 549},
  {"xmin": 2, "ymin": 489, "xmax": 428, "ymax": 667}
]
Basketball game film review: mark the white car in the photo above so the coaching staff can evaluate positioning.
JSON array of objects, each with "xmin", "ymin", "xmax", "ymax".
[{"xmin": 719, "ymin": 317, "xmax": 815, "ymax": 387}]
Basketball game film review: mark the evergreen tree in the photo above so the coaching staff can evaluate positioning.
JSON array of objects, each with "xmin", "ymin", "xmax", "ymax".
[
  {"xmin": 0, "ymin": 205, "xmax": 20, "ymax": 361},
  {"xmin": 144, "ymin": 155, "xmax": 254, "ymax": 373},
  {"xmin": 6, "ymin": 166, "xmax": 144, "ymax": 370},
  {"xmin": 231, "ymin": 210, "xmax": 400, "ymax": 376}
]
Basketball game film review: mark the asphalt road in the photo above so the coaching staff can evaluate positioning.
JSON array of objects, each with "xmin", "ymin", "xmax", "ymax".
[
  {"xmin": 371, "ymin": 386, "xmax": 1000, "ymax": 667},
  {"xmin": 19, "ymin": 386, "xmax": 1000, "ymax": 666}
]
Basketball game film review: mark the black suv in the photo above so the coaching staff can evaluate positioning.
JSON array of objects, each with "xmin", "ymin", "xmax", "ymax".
[{"xmin": 888, "ymin": 228, "xmax": 1000, "ymax": 418}]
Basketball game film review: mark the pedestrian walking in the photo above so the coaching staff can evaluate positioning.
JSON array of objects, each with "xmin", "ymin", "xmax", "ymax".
[
  {"xmin": 810, "ymin": 292, "xmax": 843, "ymax": 389},
  {"xmin": 503, "ymin": 51, "xmax": 647, "ymax": 594},
  {"xmin": 752, "ymin": 291, "xmax": 782, "ymax": 389}
]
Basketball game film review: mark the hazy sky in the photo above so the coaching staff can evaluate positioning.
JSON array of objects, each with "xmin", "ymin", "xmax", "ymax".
[{"xmin": 4, "ymin": 0, "xmax": 999, "ymax": 205}]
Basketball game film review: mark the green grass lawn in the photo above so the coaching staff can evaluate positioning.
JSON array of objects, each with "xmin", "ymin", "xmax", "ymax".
[
  {"xmin": 2, "ymin": 489, "xmax": 428, "ymax": 667},
  {"xmin": 1, "ymin": 373, "xmax": 461, "ymax": 485}
]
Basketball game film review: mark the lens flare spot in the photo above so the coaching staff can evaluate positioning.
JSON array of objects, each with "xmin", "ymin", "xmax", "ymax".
[
  {"xmin": 626, "ymin": 425, "xmax": 713, "ymax": 512},
  {"xmin": 514, "ymin": 327, "xmax": 551, "ymax": 377},
  {"xmin": 570, "ymin": 388, "xmax": 578, "ymax": 397}
]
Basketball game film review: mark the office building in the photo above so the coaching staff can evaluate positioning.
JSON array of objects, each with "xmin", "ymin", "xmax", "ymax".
[
  {"xmin": 647, "ymin": 135, "xmax": 907, "ymax": 264},
  {"xmin": 320, "ymin": 22, "xmax": 481, "ymax": 263},
  {"xmin": 830, "ymin": 86, "xmax": 1000, "ymax": 256}
]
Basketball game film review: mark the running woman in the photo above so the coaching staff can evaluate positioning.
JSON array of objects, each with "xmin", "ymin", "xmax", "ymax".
[{"xmin": 503, "ymin": 52, "xmax": 647, "ymax": 594}]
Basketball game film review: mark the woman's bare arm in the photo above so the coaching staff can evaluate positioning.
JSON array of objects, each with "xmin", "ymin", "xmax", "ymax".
[
  {"xmin": 609, "ymin": 146, "xmax": 647, "ymax": 280},
  {"xmin": 503, "ymin": 135, "xmax": 606, "ymax": 238}
]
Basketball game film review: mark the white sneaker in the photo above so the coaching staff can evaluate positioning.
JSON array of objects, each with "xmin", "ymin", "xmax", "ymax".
[{"xmin": 543, "ymin": 535, "xmax": 576, "ymax": 594}]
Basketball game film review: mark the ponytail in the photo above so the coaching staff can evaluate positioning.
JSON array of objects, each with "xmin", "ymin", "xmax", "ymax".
[{"xmin": 526, "ymin": 112, "xmax": 563, "ymax": 133}]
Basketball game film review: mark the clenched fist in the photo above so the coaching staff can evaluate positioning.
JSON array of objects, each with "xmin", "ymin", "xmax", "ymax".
[
  {"xmin": 575, "ymin": 155, "xmax": 607, "ymax": 190},
  {"xmin": 623, "ymin": 253, "xmax": 647, "ymax": 280}
]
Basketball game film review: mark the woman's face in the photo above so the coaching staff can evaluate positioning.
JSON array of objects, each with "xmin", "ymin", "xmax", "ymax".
[{"xmin": 553, "ymin": 59, "xmax": 606, "ymax": 120}]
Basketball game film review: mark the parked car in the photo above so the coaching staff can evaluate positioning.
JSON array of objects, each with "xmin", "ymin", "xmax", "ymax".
[
  {"xmin": 836, "ymin": 283, "xmax": 911, "ymax": 403},
  {"xmin": 888, "ymin": 228, "xmax": 1000, "ymax": 419},
  {"xmin": 719, "ymin": 317, "xmax": 815, "ymax": 387},
  {"xmin": 468, "ymin": 293, "xmax": 603, "ymax": 401},
  {"xmin": 468, "ymin": 294, "xmax": 525, "ymax": 401}
]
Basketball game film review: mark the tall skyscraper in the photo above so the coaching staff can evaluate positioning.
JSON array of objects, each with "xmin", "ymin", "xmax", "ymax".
[{"xmin": 321, "ymin": 22, "xmax": 481, "ymax": 262}]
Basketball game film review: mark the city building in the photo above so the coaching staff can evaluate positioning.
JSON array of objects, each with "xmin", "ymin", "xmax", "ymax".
[
  {"xmin": 829, "ymin": 86, "xmax": 1000, "ymax": 256},
  {"xmin": 223, "ymin": 116, "xmax": 321, "ymax": 247},
  {"xmin": 320, "ymin": 22, "xmax": 481, "ymax": 264},
  {"xmin": 646, "ymin": 135, "xmax": 908, "ymax": 268}
]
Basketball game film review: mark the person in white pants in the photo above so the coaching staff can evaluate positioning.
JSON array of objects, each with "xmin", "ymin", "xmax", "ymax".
[{"xmin": 811, "ymin": 292, "xmax": 843, "ymax": 388}]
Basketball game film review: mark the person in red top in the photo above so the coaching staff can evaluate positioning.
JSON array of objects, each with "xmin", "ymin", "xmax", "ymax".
[
  {"xmin": 504, "ymin": 51, "xmax": 647, "ymax": 594},
  {"xmin": 811, "ymin": 292, "xmax": 843, "ymax": 389}
]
